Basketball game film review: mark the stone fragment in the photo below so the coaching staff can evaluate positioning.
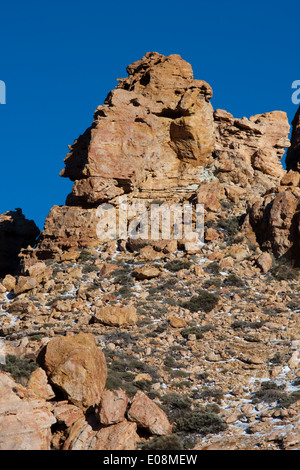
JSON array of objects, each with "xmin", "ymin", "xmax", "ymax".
[{"xmin": 53, "ymin": 402, "xmax": 84, "ymax": 428}]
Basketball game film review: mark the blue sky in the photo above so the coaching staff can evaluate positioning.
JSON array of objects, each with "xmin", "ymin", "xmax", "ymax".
[{"xmin": 0, "ymin": 0, "xmax": 299, "ymax": 230}]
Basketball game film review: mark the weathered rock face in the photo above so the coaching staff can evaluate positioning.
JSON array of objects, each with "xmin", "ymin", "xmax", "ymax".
[
  {"xmin": 245, "ymin": 187, "xmax": 300, "ymax": 261},
  {"xmin": 127, "ymin": 390, "xmax": 173, "ymax": 435},
  {"xmin": 0, "ymin": 372, "xmax": 56, "ymax": 450},
  {"xmin": 61, "ymin": 52, "xmax": 215, "ymax": 204},
  {"xmin": 33, "ymin": 205, "xmax": 99, "ymax": 260},
  {"xmin": 0, "ymin": 209, "xmax": 40, "ymax": 276},
  {"xmin": 213, "ymin": 109, "xmax": 290, "ymax": 191},
  {"xmin": 286, "ymin": 106, "xmax": 300, "ymax": 171},
  {"xmin": 43, "ymin": 333, "xmax": 107, "ymax": 410}
]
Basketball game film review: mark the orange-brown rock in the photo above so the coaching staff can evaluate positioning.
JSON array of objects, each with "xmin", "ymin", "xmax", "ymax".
[
  {"xmin": 196, "ymin": 180, "xmax": 226, "ymax": 212},
  {"xmin": 127, "ymin": 390, "xmax": 172, "ymax": 435},
  {"xmin": 213, "ymin": 109, "xmax": 290, "ymax": 191},
  {"xmin": 43, "ymin": 333, "xmax": 107, "ymax": 410},
  {"xmin": 63, "ymin": 417, "xmax": 139, "ymax": 450},
  {"xmin": 28, "ymin": 367, "xmax": 55, "ymax": 400},
  {"xmin": 61, "ymin": 52, "xmax": 215, "ymax": 205},
  {"xmin": 97, "ymin": 389, "xmax": 129, "ymax": 425},
  {"xmin": 93, "ymin": 305, "xmax": 137, "ymax": 326},
  {"xmin": 246, "ymin": 188, "xmax": 300, "ymax": 260},
  {"xmin": 0, "ymin": 371, "xmax": 56, "ymax": 450}
]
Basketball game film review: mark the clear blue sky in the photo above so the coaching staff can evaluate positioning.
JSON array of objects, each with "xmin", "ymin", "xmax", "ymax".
[{"xmin": 0, "ymin": 0, "xmax": 299, "ymax": 230}]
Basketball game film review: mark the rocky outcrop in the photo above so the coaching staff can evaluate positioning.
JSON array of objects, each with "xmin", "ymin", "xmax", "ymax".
[
  {"xmin": 286, "ymin": 106, "xmax": 300, "ymax": 171},
  {"xmin": 245, "ymin": 188, "xmax": 300, "ymax": 259},
  {"xmin": 0, "ymin": 209, "xmax": 39, "ymax": 277},
  {"xmin": 61, "ymin": 52, "xmax": 215, "ymax": 205},
  {"xmin": 25, "ymin": 52, "xmax": 291, "ymax": 261},
  {"xmin": 213, "ymin": 109, "xmax": 290, "ymax": 191}
]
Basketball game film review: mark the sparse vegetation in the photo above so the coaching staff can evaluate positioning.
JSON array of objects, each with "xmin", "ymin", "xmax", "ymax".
[
  {"xmin": 223, "ymin": 273, "xmax": 244, "ymax": 287},
  {"xmin": 0, "ymin": 354, "xmax": 39, "ymax": 385},
  {"xmin": 165, "ymin": 259, "xmax": 192, "ymax": 272},
  {"xmin": 181, "ymin": 290, "xmax": 219, "ymax": 313}
]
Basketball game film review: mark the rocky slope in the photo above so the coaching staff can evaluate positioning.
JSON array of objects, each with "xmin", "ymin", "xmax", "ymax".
[{"xmin": 0, "ymin": 53, "xmax": 300, "ymax": 451}]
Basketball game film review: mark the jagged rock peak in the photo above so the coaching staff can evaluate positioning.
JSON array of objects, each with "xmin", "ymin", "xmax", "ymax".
[{"xmin": 60, "ymin": 52, "xmax": 215, "ymax": 205}]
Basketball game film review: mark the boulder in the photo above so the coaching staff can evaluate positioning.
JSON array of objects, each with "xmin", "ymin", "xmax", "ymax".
[
  {"xmin": 63, "ymin": 417, "xmax": 139, "ymax": 450},
  {"xmin": 43, "ymin": 333, "xmax": 107, "ymax": 410},
  {"xmin": 93, "ymin": 305, "xmax": 137, "ymax": 326},
  {"xmin": 256, "ymin": 252, "xmax": 273, "ymax": 273},
  {"xmin": 97, "ymin": 389, "xmax": 129, "ymax": 425},
  {"xmin": 28, "ymin": 367, "xmax": 55, "ymax": 400},
  {"xmin": 127, "ymin": 390, "xmax": 172, "ymax": 435}
]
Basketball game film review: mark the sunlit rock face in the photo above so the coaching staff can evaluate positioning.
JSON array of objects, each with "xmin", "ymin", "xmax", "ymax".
[{"xmin": 60, "ymin": 52, "xmax": 216, "ymax": 205}]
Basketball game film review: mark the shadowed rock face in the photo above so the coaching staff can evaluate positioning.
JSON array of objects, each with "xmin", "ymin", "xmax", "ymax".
[
  {"xmin": 0, "ymin": 209, "xmax": 40, "ymax": 277},
  {"xmin": 60, "ymin": 52, "xmax": 215, "ymax": 205},
  {"xmin": 286, "ymin": 106, "xmax": 300, "ymax": 171}
]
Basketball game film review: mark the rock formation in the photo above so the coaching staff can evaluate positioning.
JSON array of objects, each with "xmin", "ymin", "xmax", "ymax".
[
  {"xmin": 286, "ymin": 106, "xmax": 300, "ymax": 171},
  {"xmin": 1, "ymin": 52, "xmax": 300, "ymax": 452},
  {"xmin": 27, "ymin": 52, "xmax": 291, "ymax": 262},
  {"xmin": 0, "ymin": 209, "xmax": 39, "ymax": 277}
]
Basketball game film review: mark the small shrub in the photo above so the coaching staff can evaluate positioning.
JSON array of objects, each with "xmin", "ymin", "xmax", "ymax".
[
  {"xmin": 252, "ymin": 381, "xmax": 286, "ymax": 404},
  {"xmin": 180, "ymin": 326, "xmax": 204, "ymax": 340},
  {"xmin": 165, "ymin": 259, "xmax": 192, "ymax": 272},
  {"xmin": 79, "ymin": 249, "xmax": 96, "ymax": 262},
  {"xmin": 218, "ymin": 217, "xmax": 240, "ymax": 236},
  {"xmin": 140, "ymin": 434, "xmax": 184, "ymax": 450},
  {"xmin": 175, "ymin": 411, "xmax": 227, "ymax": 435},
  {"xmin": 202, "ymin": 278, "xmax": 222, "ymax": 288},
  {"xmin": 271, "ymin": 263, "xmax": 298, "ymax": 281},
  {"xmin": 278, "ymin": 390, "xmax": 300, "ymax": 408},
  {"xmin": 223, "ymin": 273, "xmax": 244, "ymax": 287},
  {"xmin": 197, "ymin": 387, "xmax": 224, "ymax": 404},
  {"xmin": 204, "ymin": 262, "xmax": 220, "ymax": 275},
  {"xmin": 231, "ymin": 320, "xmax": 265, "ymax": 330},
  {"xmin": 181, "ymin": 290, "xmax": 219, "ymax": 313}
]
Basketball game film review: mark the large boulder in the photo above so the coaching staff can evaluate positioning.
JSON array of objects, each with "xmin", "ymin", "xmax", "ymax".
[{"xmin": 43, "ymin": 333, "xmax": 107, "ymax": 410}]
